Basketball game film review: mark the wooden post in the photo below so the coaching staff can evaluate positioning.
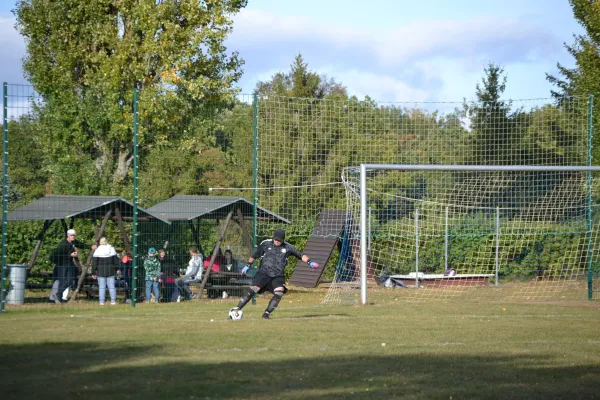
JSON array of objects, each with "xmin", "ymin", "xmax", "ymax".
[
  {"xmin": 196, "ymin": 210, "xmax": 233, "ymax": 299},
  {"xmin": 115, "ymin": 207, "xmax": 132, "ymax": 254},
  {"xmin": 162, "ymin": 222, "xmax": 175, "ymax": 250},
  {"xmin": 92, "ymin": 220, "xmax": 99, "ymax": 248},
  {"xmin": 69, "ymin": 210, "xmax": 112, "ymax": 302},
  {"xmin": 236, "ymin": 207, "xmax": 253, "ymax": 256},
  {"xmin": 189, "ymin": 219, "xmax": 201, "ymax": 252},
  {"xmin": 27, "ymin": 219, "xmax": 54, "ymax": 271},
  {"xmin": 60, "ymin": 219, "xmax": 68, "ymax": 237}
]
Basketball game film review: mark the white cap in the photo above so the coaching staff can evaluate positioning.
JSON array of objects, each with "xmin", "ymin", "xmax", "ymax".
[{"xmin": 67, "ymin": 229, "xmax": 77, "ymax": 236}]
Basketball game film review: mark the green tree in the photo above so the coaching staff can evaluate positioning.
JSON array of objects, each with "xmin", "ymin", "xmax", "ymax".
[
  {"xmin": 5, "ymin": 117, "xmax": 47, "ymax": 204},
  {"xmin": 256, "ymin": 54, "xmax": 346, "ymax": 98},
  {"xmin": 466, "ymin": 63, "xmax": 522, "ymax": 165},
  {"xmin": 14, "ymin": 0, "xmax": 247, "ymax": 194},
  {"xmin": 546, "ymin": 0, "xmax": 600, "ymax": 163}
]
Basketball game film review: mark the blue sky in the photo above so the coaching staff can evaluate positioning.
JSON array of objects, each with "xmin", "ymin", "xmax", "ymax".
[{"xmin": 0, "ymin": 0, "xmax": 585, "ymax": 102}]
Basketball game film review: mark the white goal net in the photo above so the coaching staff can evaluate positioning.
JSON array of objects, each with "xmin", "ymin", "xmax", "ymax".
[{"xmin": 323, "ymin": 165, "xmax": 600, "ymax": 304}]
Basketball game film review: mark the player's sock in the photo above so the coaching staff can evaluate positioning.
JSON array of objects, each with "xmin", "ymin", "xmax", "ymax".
[
  {"xmin": 265, "ymin": 290, "xmax": 284, "ymax": 313},
  {"xmin": 236, "ymin": 286, "xmax": 258, "ymax": 309}
]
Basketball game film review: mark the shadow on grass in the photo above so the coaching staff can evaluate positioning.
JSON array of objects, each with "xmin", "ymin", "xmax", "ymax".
[{"xmin": 0, "ymin": 341, "xmax": 598, "ymax": 399}]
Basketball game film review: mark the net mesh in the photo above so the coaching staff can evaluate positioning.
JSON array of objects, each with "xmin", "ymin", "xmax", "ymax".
[
  {"xmin": 1, "ymin": 84, "xmax": 255, "ymax": 308},
  {"xmin": 2, "ymin": 87, "xmax": 598, "ymax": 308},
  {"xmin": 255, "ymin": 96, "xmax": 590, "ymax": 232},
  {"xmin": 323, "ymin": 167, "xmax": 600, "ymax": 304},
  {"xmin": 2, "ymin": 84, "xmax": 140, "ymax": 307},
  {"xmin": 253, "ymin": 95, "xmax": 596, "ymax": 301}
]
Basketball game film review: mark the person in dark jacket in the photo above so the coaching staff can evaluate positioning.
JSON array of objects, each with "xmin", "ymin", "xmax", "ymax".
[
  {"xmin": 50, "ymin": 229, "xmax": 97, "ymax": 304},
  {"xmin": 119, "ymin": 251, "xmax": 133, "ymax": 303},
  {"xmin": 158, "ymin": 249, "xmax": 178, "ymax": 302},
  {"xmin": 219, "ymin": 249, "xmax": 240, "ymax": 299},
  {"xmin": 229, "ymin": 229, "xmax": 319, "ymax": 320},
  {"xmin": 92, "ymin": 237, "xmax": 120, "ymax": 305},
  {"xmin": 220, "ymin": 249, "xmax": 239, "ymax": 273}
]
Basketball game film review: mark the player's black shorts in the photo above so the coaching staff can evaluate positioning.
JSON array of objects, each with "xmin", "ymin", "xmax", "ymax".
[{"xmin": 252, "ymin": 271, "xmax": 288, "ymax": 294}]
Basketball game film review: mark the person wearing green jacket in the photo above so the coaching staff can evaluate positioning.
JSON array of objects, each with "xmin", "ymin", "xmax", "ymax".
[{"xmin": 144, "ymin": 248, "xmax": 161, "ymax": 303}]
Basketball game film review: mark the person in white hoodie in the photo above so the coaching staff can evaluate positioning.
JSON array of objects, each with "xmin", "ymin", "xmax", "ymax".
[
  {"xmin": 175, "ymin": 247, "xmax": 203, "ymax": 301},
  {"xmin": 92, "ymin": 237, "xmax": 120, "ymax": 305}
]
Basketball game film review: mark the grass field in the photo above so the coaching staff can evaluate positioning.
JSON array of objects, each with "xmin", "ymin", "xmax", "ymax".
[{"xmin": 1, "ymin": 289, "xmax": 599, "ymax": 399}]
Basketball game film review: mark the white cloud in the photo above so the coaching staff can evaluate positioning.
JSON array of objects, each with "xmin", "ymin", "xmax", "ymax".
[
  {"xmin": 230, "ymin": 9, "xmax": 564, "ymax": 102},
  {"xmin": 254, "ymin": 68, "xmax": 283, "ymax": 83},
  {"xmin": 317, "ymin": 66, "xmax": 429, "ymax": 103},
  {"xmin": 374, "ymin": 18, "xmax": 558, "ymax": 66},
  {"xmin": 232, "ymin": 9, "xmax": 560, "ymax": 68}
]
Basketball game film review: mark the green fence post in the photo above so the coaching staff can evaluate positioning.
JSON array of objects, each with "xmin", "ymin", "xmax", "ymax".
[
  {"xmin": 252, "ymin": 92, "xmax": 258, "ymax": 251},
  {"xmin": 588, "ymin": 95, "xmax": 594, "ymax": 301},
  {"xmin": 252, "ymin": 93, "xmax": 258, "ymax": 305},
  {"xmin": 1, "ymin": 83, "xmax": 8, "ymax": 313},
  {"xmin": 132, "ymin": 87, "xmax": 139, "ymax": 307}
]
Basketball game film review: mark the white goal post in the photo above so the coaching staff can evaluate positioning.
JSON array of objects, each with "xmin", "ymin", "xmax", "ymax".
[{"xmin": 358, "ymin": 164, "xmax": 600, "ymax": 305}]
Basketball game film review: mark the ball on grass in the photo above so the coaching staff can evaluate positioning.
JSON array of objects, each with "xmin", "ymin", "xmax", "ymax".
[
  {"xmin": 381, "ymin": 343, "xmax": 386, "ymax": 347},
  {"xmin": 70, "ymin": 314, "xmax": 74, "ymax": 318},
  {"xmin": 210, "ymin": 319, "xmax": 214, "ymax": 322}
]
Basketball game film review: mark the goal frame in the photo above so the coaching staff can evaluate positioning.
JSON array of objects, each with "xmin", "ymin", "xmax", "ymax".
[{"xmin": 358, "ymin": 164, "xmax": 600, "ymax": 305}]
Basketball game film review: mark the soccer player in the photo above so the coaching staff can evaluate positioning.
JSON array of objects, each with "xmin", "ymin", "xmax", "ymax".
[{"xmin": 229, "ymin": 229, "xmax": 319, "ymax": 320}]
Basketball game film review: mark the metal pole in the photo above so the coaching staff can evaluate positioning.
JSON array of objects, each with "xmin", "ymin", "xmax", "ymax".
[
  {"xmin": 252, "ymin": 93, "xmax": 258, "ymax": 251},
  {"xmin": 587, "ymin": 95, "xmax": 594, "ymax": 300},
  {"xmin": 360, "ymin": 164, "xmax": 368, "ymax": 305},
  {"xmin": 368, "ymin": 207, "xmax": 371, "ymax": 251},
  {"xmin": 252, "ymin": 93, "xmax": 259, "ymax": 305},
  {"xmin": 1, "ymin": 83, "xmax": 7, "ymax": 313},
  {"xmin": 415, "ymin": 208, "xmax": 419, "ymax": 288},
  {"xmin": 495, "ymin": 207, "xmax": 500, "ymax": 287},
  {"xmin": 444, "ymin": 206, "xmax": 449, "ymax": 273},
  {"xmin": 132, "ymin": 87, "xmax": 139, "ymax": 308}
]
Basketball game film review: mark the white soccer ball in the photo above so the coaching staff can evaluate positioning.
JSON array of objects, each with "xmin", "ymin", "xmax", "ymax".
[{"xmin": 228, "ymin": 308, "xmax": 243, "ymax": 320}]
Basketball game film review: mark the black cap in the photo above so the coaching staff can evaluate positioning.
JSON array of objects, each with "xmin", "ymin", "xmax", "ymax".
[{"xmin": 273, "ymin": 229, "xmax": 285, "ymax": 242}]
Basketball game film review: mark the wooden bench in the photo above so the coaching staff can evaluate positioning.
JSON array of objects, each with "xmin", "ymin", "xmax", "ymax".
[
  {"xmin": 188, "ymin": 272, "xmax": 250, "ymax": 299},
  {"xmin": 80, "ymin": 284, "xmax": 128, "ymax": 299}
]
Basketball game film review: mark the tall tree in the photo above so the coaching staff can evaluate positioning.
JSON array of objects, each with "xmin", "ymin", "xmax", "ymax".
[
  {"xmin": 256, "ymin": 54, "xmax": 346, "ymax": 98},
  {"xmin": 546, "ymin": 0, "xmax": 600, "ymax": 163},
  {"xmin": 14, "ymin": 0, "xmax": 247, "ymax": 194},
  {"xmin": 466, "ymin": 63, "xmax": 521, "ymax": 164},
  {"xmin": 547, "ymin": 0, "xmax": 600, "ymax": 100}
]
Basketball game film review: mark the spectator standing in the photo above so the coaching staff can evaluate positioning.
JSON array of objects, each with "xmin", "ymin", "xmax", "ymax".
[
  {"xmin": 92, "ymin": 237, "xmax": 120, "ymax": 305},
  {"xmin": 49, "ymin": 229, "xmax": 97, "ymax": 304},
  {"xmin": 144, "ymin": 248, "xmax": 161, "ymax": 303}
]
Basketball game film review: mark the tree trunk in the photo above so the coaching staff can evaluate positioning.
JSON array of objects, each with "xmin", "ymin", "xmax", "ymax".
[
  {"xmin": 236, "ymin": 207, "xmax": 253, "ymax": 256},
  {"xmin": 115, "ymin": 207, "xmax": 132, "ymax": 254},
  {"xmin": 112, "ymin": 147, "xmax": 133, "ymax": 185},
  {"xmin": 27, "ymin": 220, "xmax": 54, "ymax": 271}
]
